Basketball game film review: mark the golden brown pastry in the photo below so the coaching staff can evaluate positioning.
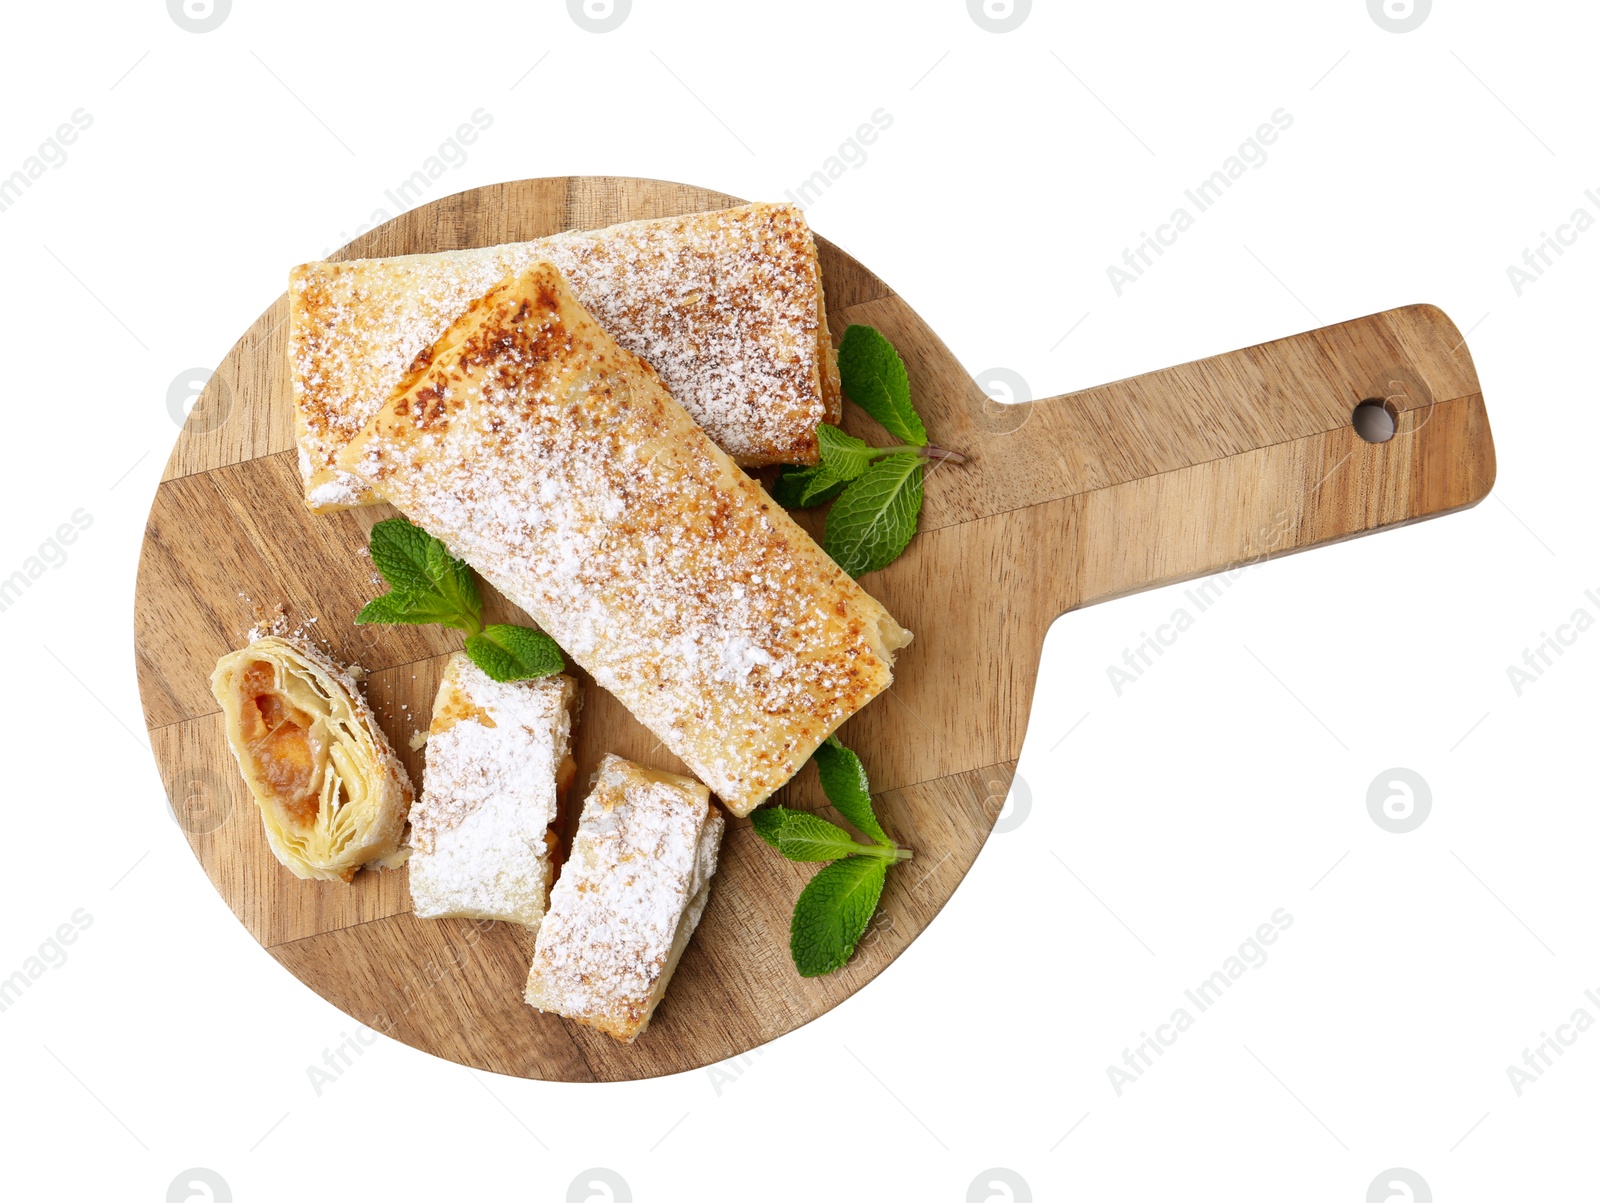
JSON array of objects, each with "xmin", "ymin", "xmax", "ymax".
[
  {"xmin": 524, "ymin": 755, "xmax": 724, "ymax": 1043},
  {"xmin": 337, "ymin": 262, "xmax": 910, "ymax": 815},
  {"xmin": 290, "ymin": 202, "xmax": 841, "ymax": 511},
  {"xmin": 210, "ymin": 636, "xmax": 411, "ymax": 882},
  {"xmin": 408, "ymin": 653, "xmax": 579, "ymax": 928}
]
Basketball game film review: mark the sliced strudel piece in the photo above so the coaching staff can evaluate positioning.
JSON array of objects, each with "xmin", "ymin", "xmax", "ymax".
[
  {"xmin": 337, "ymin": 262, "xmax": 910, "ymax": 815},
  {"xmin": 408, "ymin": 653, "xmax": 579, "ymax": 928},
  {"xmin": 524, "ymin": 755, "xmax": 724, "ymax": 1043},
  {"xmin": 211, "ymin": 636, "xmax": 412, "ymax": 882},
  {"xmin": 291, "ymin": 202, "xmax": 841, "ymax": 511}
]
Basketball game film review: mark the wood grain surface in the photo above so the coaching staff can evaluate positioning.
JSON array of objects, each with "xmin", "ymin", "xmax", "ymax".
[{"xmin": 134, "ymin": 176, "xmax": 1495, "ymax": 1082}]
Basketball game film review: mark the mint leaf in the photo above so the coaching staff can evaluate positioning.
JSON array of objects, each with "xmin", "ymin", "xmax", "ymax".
[
  {"xmin": 750, "ymin": 804, "xmax": 801, "ymax": 849},
  {"xmin": 355, "ymin": 591, "xmax": 426, "ymax": 625},
  {"xmin": 356, "ymin": 589, "xmax": 474, "ymax": 628},
  {"xmin": 771, "ymin": 463, "xmax": 848, "ymax": 509},
  {"xmin": 771, "ymin": 811, "xmax": 870, "ymax": 862},
  {"xmin": 464, "ymin": 624, "xmax": 565, "ymax": 682},
  {"xmin": 363, "ymin": 517, "xmax": 482, "ymax": 634},
  {"xmin": 813, "ymin": 735, "xmax": 891, "ymax": 847},
  {"xmin": 815, "ymin": 423, "xmax": 875, "ymax": 481},
  {"xmin": 774, "ymin": 463, "xmax": 851, "ymax": 508},
  {"xmin": 751, "ymin": 805, "xmax": 886, "ymax": 862},
  {"xmin": 837, "ymin": 325, "xmax": 925, "ymax": 447},
  {"xmin": 357, "ymin": 518, "xmax": 566, "ymax": 682},
  {"xmin": 823, "ymin": 453, "xmax": 924, "ymax": 577},
  {"xmin": 366, "ymin": 517, "xmax": 439, "ymax": 594},
  {"xmin": 790, "ymin": 856, "xmax": 889, "ymax": 977}
]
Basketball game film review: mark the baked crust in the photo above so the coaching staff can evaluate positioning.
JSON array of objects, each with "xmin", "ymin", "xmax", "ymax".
[
  {"xmin": 337, "ymin": 262, "xmax": 909, "ymax": 815},
  {"xmin": 408, "ymin": 654, "xmax": 579, "ymax": 929},
  {"xmin": 210, "ymin": 635, "xmax": 412, "ymax": 882},
  {"xmin": 524, "ymin": 755, "xmax": 724, "ymax": 1043},
  {"xmin": 291, "ymin": 202, "xmax": 840, "ymax": 511}
]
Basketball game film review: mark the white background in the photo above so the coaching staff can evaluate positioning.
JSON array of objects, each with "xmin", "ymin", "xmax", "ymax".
[{"xmin": 1, "ymin": 1, "xmax": 1593, "ymax": 1200}]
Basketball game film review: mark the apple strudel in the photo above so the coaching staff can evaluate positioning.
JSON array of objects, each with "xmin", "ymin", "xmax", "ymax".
[
  {"xmin": 408, "ymin": 653, "xmax": 579, "ymax": 928},
  {"xmin": 337, "ymin": 262, "xmax": 910, "ymax": 815},
  {"xmin": 210, "ymin": 636, "xmax": 412, "ymax": 882},
  {"xmin": 291, "ymin": 202, "xmax": 841, "ymax": 511},
  {"xmin": 524, "ymin": 755, "xmax": 724, "ymax": 1043}
]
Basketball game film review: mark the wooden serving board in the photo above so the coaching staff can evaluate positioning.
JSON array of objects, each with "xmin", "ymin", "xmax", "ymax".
[{"xmin": 134, "ymin": 177, "xmax": 1495, "ymax": 1082}]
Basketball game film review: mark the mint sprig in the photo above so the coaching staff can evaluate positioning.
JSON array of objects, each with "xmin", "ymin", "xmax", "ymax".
[
  {"xmin": 770, "ymin": 324, "xmax": 964, "ymax": 579},
  {"xmin": 836, "ymin": 324, "xmax": 926, "ymax": 446},
  {"xmin": 751, "ymin": 734, "xmax": 912, "ymax": 978},
  {"xmin": 790, "ymin": 857, "xmax": 889, "ymax": 979},
  {"xmin": 771, "ymin": 463, "xmax": 848, "ymax": 509},
  {"xmin": 356, "ymin": 517, "xmax": 565, "ymax": 684},
  {"xmin": 812, "ymin": 734, "xmax": 890, "ymax": 846},
  {"xmin": 825, "ymin": 453, "xmax": 925, "ymax": 578}
]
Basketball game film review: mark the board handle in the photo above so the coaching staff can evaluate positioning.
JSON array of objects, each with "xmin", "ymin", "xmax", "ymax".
[{"xmin": 934, "ymin": 304, "xmax": 1496, "ymax": 615}]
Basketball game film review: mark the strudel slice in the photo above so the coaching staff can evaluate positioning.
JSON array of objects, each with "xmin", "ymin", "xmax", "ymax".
[
  {"xmin": 524, "ymin": 755, "xmax": 724, "ymax": 1043},
  {"xmin": 211, "ymin": 636, "xmax": 412, "ymax": 882},
  {"xmin": 291, "ymin": 202, "xmax": 841, "ymax": 511},
  {"xmin": 408, "ymin": 654, "xmax": 579, "ymax": 928},
  {"xmin": 338, "ymin": 261, "xmax": 910, "ymax": 816}
]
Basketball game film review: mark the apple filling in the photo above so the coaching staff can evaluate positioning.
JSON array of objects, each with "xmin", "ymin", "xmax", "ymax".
[{"xmin": 236, "ymin": 660, "xmax": 322, "ymax": 829}]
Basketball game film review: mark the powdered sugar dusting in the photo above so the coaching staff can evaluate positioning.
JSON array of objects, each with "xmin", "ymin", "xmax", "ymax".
[
  {"xmin": 290, "ymin": 202, "xmax": 840, "ymax": 510},
  {"xmin": 523, "ymin": 755, "xmax": 724, "ymax": 1041},
  {"xmin": 407, "ymin": 654, "xmax": 578, "ymax": 929},
  {"xmin": 340, "ymin": 264, "xmax": 909, "ymax": 814}
]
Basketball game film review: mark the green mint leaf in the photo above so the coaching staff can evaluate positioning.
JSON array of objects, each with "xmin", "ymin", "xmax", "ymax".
[
  {"xmin": 367, "ymin": 518, "xmax": 443, "ymax": 593},
  {"xmin": 749, "ymin": 804, "xmax": 799, "ymax": 849},
  {"xmin": 355, "ymin": 592, "xmax": 421, "ymax": 625},
  {"xmin": 837, "ymin": 325, "xmax": 926, "ymax": 447},
  {"xmin": 771, "ymin": 464, "xmax": 848, "ymax": 509},
  {"xmin": 790, "ymin": 855, "xmax": 889, "ymax": 977},
  {"xmin": 815, "ymin": 423, "xmax": 875, "ymax": 482},
  {"xmin": 365, "ymin": 517, "xmax": 482, "ymax": 633},
  {"xmin": 356, "ymin": 589, "xmax": 474, "ymax": 628},
  {"xmin": 823, "ymin": 453, "xmax": 924, "ymax": 577},
  {"xmin": 772, "ymin": 811, "xmax": 868, "ymax": 862},
  {"xmin": 750, "ymin": 805, "xmax": 863, "ymax": 861},
  {"xmin": 464, "ymin": 624, "xmax": 565, "ymax": 682},
  {"xmin": 813, "ymin": 735, "xmax": 891, "ymax": 847}
]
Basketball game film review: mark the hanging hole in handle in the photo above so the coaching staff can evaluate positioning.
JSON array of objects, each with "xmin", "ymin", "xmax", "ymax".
[{"xmin": 1352, "ymin": 398, "xmax": 1397, "ymax": 443}]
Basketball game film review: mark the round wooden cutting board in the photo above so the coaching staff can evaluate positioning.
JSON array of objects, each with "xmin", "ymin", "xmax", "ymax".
[{"xmin": 135, "ymin": 176, "xmax": 1494, "ymax": 1082}]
